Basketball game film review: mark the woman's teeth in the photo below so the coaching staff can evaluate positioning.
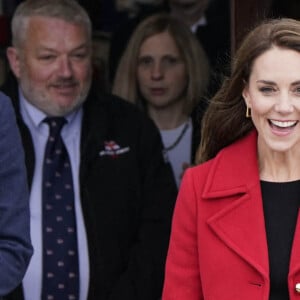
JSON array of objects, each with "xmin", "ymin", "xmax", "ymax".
[{"xmin": 269, "ymin": 120, "xmax": 297, "ymax": 128}]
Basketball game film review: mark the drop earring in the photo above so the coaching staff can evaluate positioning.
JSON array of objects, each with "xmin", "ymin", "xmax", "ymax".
[{"xmin": 246, "ymin": 106, "xmax": 251, "ymax": 118}]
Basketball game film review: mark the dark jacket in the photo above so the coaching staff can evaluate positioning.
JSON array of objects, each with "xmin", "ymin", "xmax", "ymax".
[{"xmin": 2, "ymin": 77, "xmax": 177, "ymax": 300}]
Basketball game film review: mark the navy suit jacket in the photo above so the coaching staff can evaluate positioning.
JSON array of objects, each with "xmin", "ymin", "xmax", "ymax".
[{"xmin": 0, "ymin": 92, "xmax": 32, "ymax": 296}]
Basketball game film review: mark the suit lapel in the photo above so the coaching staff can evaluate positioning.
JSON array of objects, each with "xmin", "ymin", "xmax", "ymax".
[{"xmin": 203, "ymin": 131, "xmax": 269, "ymax": 280}]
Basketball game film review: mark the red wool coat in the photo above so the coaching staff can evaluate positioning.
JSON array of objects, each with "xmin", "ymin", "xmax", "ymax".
[{"xmin": 163, "ymin": 130, "xmax": 300, "ymax": 300}]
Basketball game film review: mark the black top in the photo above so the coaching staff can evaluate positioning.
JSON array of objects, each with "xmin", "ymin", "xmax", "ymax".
[{"xmin": 261, "ymin": 180, "xmax": 300, "ymax": 300}]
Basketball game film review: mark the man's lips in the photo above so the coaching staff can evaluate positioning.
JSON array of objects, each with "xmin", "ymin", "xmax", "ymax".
[{"xmin": 52, "ymin": 82, "xmax": 77, "ymax": 88}]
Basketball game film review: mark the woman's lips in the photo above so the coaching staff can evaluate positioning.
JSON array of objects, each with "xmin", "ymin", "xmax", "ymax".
[
  {"xmin": 149, "ymin": 88, "xmax": 166, "ymax": 96},
  {"xmin": 268, "ymin": 119, "xmax": 298, "ymax": 136}
]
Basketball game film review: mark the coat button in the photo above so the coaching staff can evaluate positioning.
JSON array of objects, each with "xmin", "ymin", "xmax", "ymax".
[{"xmin": 295, "ymin": 283, "xmax": 300, "ymax": 293}]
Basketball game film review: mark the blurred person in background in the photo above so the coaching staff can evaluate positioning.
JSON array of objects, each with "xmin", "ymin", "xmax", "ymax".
[
  {"xmin": 109, "ymin": 0, "xmax": 230, "ymax": 95},
  {"xmin": 113, "ymin": 13, "xmax": 210, "ymax": 187}
]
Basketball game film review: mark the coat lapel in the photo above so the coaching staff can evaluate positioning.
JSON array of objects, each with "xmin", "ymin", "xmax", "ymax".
[
  {"xmin": 203, "ymin": 131, "xmax": 269, "ymax": 280},
  {"xmin": 289, "ymin": 213, "xmax": 300, "ymax": 277}
]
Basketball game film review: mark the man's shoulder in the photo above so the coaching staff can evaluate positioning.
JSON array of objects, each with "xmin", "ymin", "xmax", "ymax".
[
  {"xmin": 85, "ymin": 91, "xmax": 150, "ymax": 124},
  {"xmin": 98, "ymin": 93, "xmax": 140, "ymax": 112},
  {"xmin": 82, "ymin": 91, "xmax": 161, "ymax": 147}
]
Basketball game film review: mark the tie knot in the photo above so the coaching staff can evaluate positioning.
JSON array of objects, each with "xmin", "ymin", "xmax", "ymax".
[{"xmin": 43, "ymin": 117, "xmax": 67, "ymax": 137}]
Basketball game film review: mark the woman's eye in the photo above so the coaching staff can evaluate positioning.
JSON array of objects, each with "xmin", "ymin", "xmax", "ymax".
[
  {"xmin": 294, "ymin": 87, "xmax": 300, "ymax": 95},
  {"xmin": 165, "ymin": 57, "xmax": 177, "ymax": 64},
  {"xmin": 259, "ymin": 86, "xmax": 275, "ymax": 94},
  {"xmin": 138, "ymin": 57, "xmax": 152, "ymax": 66},
  {"xmin": 162, "ymin": 56, "xmax": 180, "ymax": 67}
]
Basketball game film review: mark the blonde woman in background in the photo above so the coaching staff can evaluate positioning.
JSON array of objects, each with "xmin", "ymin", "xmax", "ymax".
[{"xmin": 113, "ymin": 13, "xmax": 210, "ymax": 187}]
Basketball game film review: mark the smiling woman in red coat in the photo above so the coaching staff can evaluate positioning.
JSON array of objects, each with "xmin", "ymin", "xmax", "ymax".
[{"xmin": 162, "ymin": 17, "xmax": 300, "ymax": 300}]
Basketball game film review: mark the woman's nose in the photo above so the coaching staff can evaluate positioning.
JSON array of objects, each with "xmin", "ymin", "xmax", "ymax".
[
  {"xmin": 274, "ymin": 92, "xmax": 294, "ymax": 113},
  {"xmin": 150, "ymin": 62, "xmax": 163, "ymax": 80}
]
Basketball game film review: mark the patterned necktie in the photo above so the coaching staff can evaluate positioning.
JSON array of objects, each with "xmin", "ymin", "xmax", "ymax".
[{"xmin": 42, "ymin": 117, "xmax": 79, "ymax": 300}]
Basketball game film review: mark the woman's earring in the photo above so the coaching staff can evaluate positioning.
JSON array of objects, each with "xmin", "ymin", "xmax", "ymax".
[{"xmin": 246, "ymin": 106, "xmax": 251, "ymax": 118}]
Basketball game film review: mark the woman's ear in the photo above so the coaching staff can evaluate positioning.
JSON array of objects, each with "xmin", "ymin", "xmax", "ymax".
[{"xmin": 242, "ymin": 82, "xmax": 251, "ymax": 107}]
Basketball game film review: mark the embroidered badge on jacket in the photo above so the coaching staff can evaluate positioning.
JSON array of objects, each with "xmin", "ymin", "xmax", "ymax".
[{"xmin": 99, "ymin": 141, "xmax": 130, "ymax": 158}]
